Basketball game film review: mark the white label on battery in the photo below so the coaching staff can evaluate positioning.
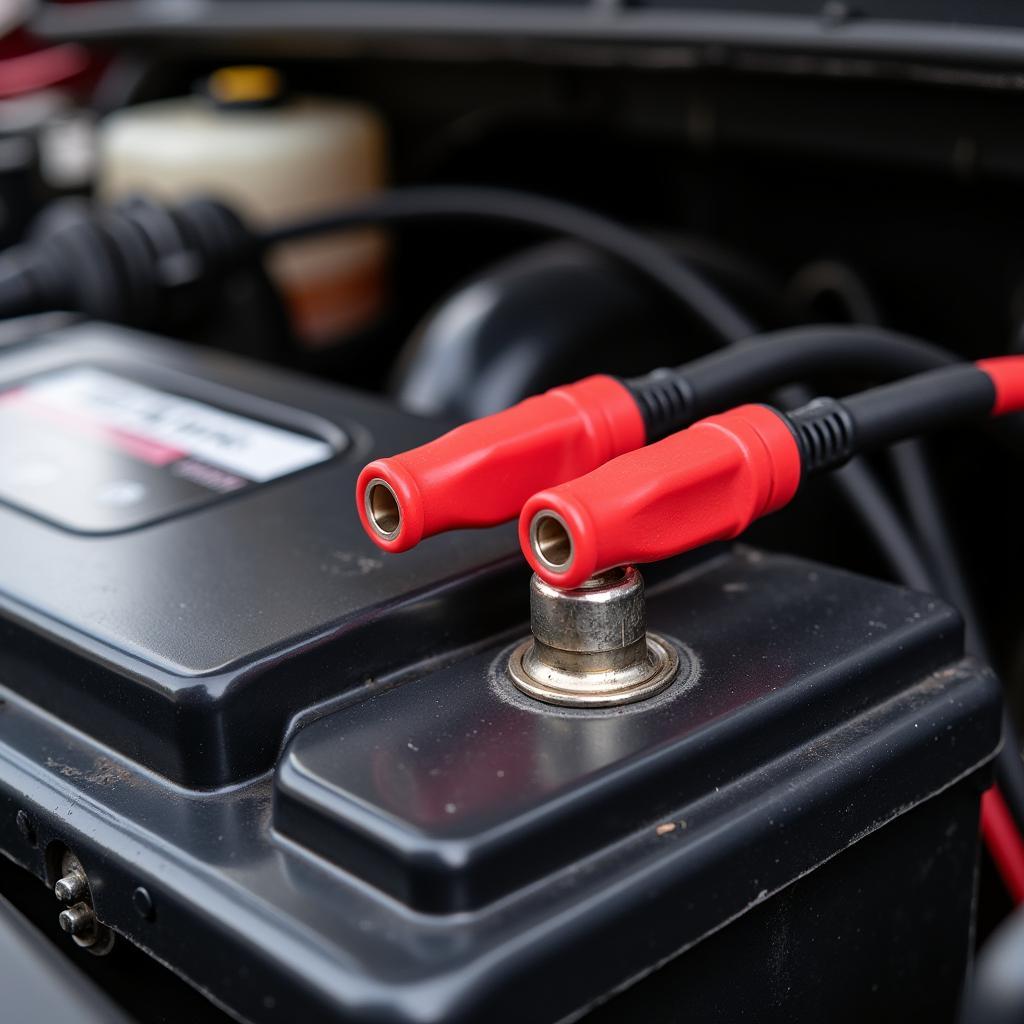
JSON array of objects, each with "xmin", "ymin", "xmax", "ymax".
[{"xmin": 18, "ymin": 368, "xmax": 334, "ymax": 482}]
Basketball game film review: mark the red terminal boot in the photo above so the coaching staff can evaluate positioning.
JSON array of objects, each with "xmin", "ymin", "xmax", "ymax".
[
  {"xmin": 520, "ymin": 404, "xmax": 802, "ymax": 588},
  {"xmin": 357, "ymin": 375, "xmax": 644, "ymax": 552}
]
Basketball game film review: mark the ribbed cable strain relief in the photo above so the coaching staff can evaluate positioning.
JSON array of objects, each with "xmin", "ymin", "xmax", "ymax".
[
  {"xmin": 15, "ymin": 195, "xmax": 256, "ymax": 328},
  {"xmin": 625, "ymin": 368, "xmax": 696, "ymax": 442},
  {"xmin": 786, "ymin": 397, "xmax": 857, "ymax": 476},
  {"xmin": 172, "ymin": 197, "xmax": 255, "ymax": 272}
]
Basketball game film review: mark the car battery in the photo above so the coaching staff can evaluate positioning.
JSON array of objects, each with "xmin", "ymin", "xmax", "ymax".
[{"xmin": 0, "ymin": 321, "xmax": 1002, "ymax": 1023}]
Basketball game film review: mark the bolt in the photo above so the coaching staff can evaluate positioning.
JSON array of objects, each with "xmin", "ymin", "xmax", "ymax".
[
  {"xmin": 54, "ymin": 872, "xmax": 87, "ymax": 903},
  {"xmin": 58, "ymin": 902, "xmax": 95, "ymax": 937}
]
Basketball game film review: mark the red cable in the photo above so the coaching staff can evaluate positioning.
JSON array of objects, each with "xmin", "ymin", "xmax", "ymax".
[
  {"xmin": 981, "ymin": 785, "xmax": 1024, "ymax": 904},
  {"xmin": 977, "ymin": 355, "xmax": 1024, "ymax": 416},
  {"xmin": 975, "ymin": 357, "xmax": 1024, "ymax": 903},
  {"xmin": 0, "ymin": 44, "xmax": 92, "ymax": 99}
]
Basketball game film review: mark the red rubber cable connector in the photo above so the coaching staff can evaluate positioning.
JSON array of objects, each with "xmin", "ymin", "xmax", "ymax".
[
  {"xmin": 357, "ymin": 375, "xmax": 645, "ymax": 552},
  {"xmin": 519, "ymin": 404, "xmax": 801, "ymax": 588}
]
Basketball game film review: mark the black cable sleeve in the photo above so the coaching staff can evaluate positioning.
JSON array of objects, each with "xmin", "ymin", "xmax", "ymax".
[
  {"xmin": 889, "ymin": 442, "xmax": 981, "ymax": 644},
  {"xmin": 686, "ymin": 326, "xmax": 956, "ymax": 416},
  {"xmin": 623, "ymin": 367, "xmax": 696, "ymax": 442},
  {"xmin": 843, "ymin": 363, "xmax": 996, "ymax": 451},
  {"xmin": 785, "ymin": 397, "xmax": 858, "ymax": 475},
  {"xmin": 764, "ymin": 380, "xmax": 935, "ymax": 590},
  {"xmin": 257, "ymin": 186, "xmax": 757, "ymax": 344},
  {"xmin": 626, "ymin": 325, "xmax": 957, "ymax": 441}
]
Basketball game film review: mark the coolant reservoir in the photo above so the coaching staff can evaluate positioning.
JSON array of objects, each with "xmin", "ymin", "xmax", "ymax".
[{"xmin": 97, "ymin": 66, "xmax": 388, "ymax": 346}]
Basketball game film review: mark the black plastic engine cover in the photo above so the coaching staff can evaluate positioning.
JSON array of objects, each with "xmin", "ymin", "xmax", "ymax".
[{"xmin": 0, "ymin": 322, "xmax": 1003, "ymax": 1024}]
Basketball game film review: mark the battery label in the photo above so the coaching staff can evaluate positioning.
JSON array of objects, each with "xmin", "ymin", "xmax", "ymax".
[{"xmin": 0, "ymin": 367, "xmax": 337, "ymax": 532}]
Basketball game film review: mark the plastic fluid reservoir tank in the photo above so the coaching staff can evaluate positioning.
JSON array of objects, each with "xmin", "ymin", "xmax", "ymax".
[{"xmin": 97, "ymin": 66, "xmax": 388, "ymax": 347}]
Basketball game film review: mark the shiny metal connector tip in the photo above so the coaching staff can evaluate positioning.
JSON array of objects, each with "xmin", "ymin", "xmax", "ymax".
[
  {"xmin": 364, "ymin": 478, "xmax": 402, "ymax": 541},
  {"xmin": 529, "ymin": 510, "xmax": 573, "ymax": 574}
]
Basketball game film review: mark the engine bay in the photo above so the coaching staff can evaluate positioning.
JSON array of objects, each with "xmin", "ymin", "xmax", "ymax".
[{"xmin": 0, "ymin": 3, "xmax": 1023, "ymax": 1022}]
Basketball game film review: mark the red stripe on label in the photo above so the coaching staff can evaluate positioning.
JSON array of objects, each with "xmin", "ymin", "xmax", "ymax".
[{"xmin": 1, "ymin": 390, "xmax": 186, "ymax": 466}]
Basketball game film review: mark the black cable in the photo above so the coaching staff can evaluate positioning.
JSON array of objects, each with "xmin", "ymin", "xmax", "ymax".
[
  {"xmin": 778, "ymin": 266, "xmax": 974, "ymax": 641},
  {"xmin": 687, "ymin": 326, "xmax": 958, "ymax": 414},
  {"xmin": 626, "ymin": 325, "xmax": 959, "ymax": 441},
  {"xmin": 618, "ymin": 322, "xmax": 1004, "ymax": 619},
  {"xmin": 842, "ymin": 364, "xmax": 996, "ymax": 451},
  {"xmin": 781, "ymin": 364, "xmax": 1001, "ymax": 470},
  {"xmin": 888, "ymin": 441, "xmax": 983, "ymax": 646},
  {"xmin": 888, "ymin": 441, "xmax": 1024, "ymax": 830},
  {"xmin": 828, "ymin": 459, "xmax": 936, "ymax": 591},
  {"xmin": 773, "ymin": 379, "xmax": 940, "ymax": 591},
  {"xmin": 258, "ymin": 186, "xmax": 757, "ymax": 344}
]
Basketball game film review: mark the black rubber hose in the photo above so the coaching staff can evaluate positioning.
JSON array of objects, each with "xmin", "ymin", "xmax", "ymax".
[
  {"xmin": 0, "ymin": 196, "xmax": 254, "ymax": 329},
  {"xmin": 843, "ymin": 364, "xmax": 996, "ymax": 451},
  {"xmin": 626, "ymin": 325, "xmax": 959, "ymax": 441},
  {"xmin": 888, "ymin": 441, "xmax": 982, "ymax": 645},
  {"xmin": 828, "ymin": 459, "xmax": 936, "ymax": 592},
  {"xmin": 393, "ymin": 237, "xmax": 784, "ymax": 420},
  {"xmin": 786, "ymin": 366, "xmax": 998, "ymax": 477},
  {"xmin": 258, "ymin": 186, "xmax": 757, "ymax": 343}
]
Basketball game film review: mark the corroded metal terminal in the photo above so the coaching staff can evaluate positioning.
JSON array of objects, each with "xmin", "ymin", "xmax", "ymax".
[{"xmin": 508, "ymin": 565, "xmax": 678, "ymax": 707}]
